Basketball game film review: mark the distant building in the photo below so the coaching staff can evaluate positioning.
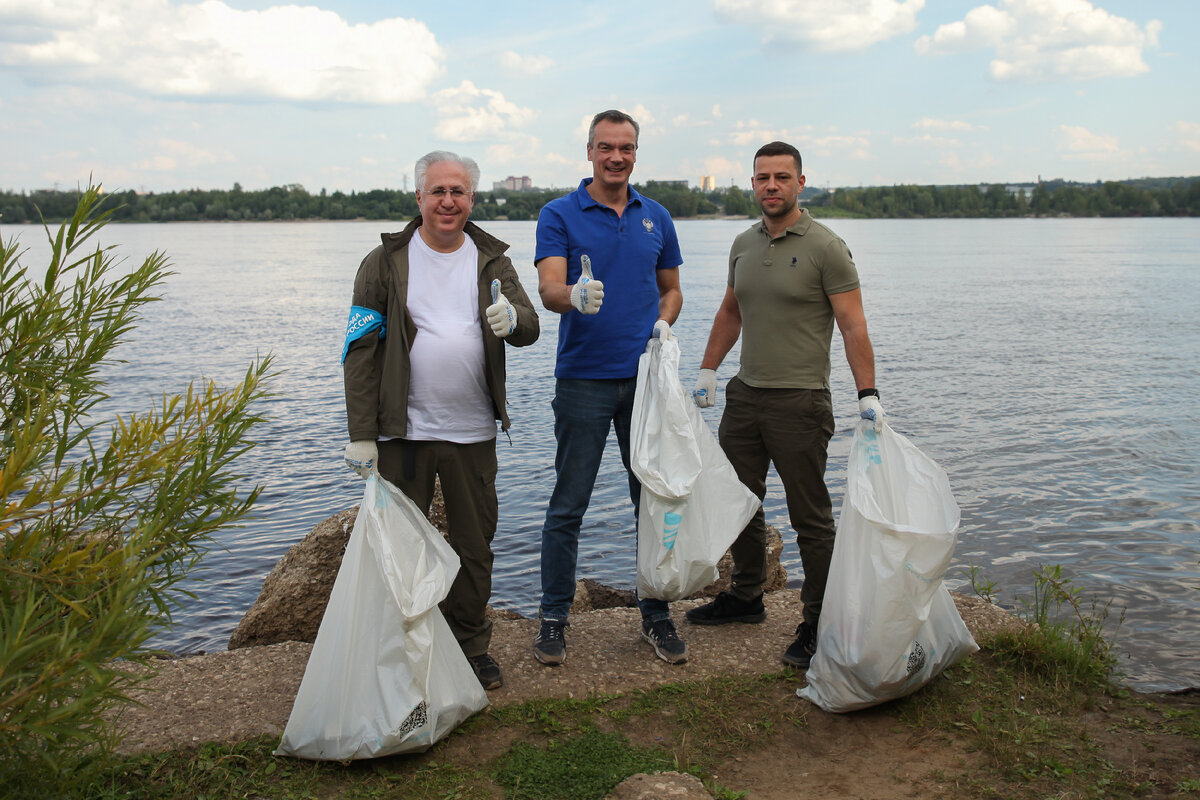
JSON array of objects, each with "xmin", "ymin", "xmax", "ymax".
[
  {"xmin": 493, "ymin": 176, "xmax": 532, "ymax": 192},
  {"xmin": 700, "ymin": 175, "xmax": 716, "ymax": 191},
  {"xmin": 658, "ymin": 180, "xmax": 689, "ymax": 188}
]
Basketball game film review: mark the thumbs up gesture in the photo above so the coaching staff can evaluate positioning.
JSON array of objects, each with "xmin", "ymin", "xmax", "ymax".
[
  {"xmin": 486, "ymin": 278, "xmax": 517, "ymax": 338},
  {"xmin": 569, "ymin": 254, "xmax": 605, "ymax": 315}
]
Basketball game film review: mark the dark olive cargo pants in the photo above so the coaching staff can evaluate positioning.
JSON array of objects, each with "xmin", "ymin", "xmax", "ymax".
[
  {"xmin": 378, "ymin": 438, "xmax": 498, "ymax": 658},
  {"xmin": 717, "ymin": 377, "xmax": 837, "ymax": 625}
]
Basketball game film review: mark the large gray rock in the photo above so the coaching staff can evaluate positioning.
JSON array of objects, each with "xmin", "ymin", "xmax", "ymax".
[
  {"xmin": 227, "ymin": 507, "xmax": 357, "ymax": 650},
  {"xmin": 228, "ymin": 483, "xmax": 454, "ymax": 650},
  {"xmin": 694, "ymin": 525, "xmax": 787, "ymax": 598}
]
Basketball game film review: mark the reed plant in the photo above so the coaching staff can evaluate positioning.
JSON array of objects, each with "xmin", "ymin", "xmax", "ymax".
[{"xmin": 0, "ymin": 186, "xmax": 272, "ymax": 796}]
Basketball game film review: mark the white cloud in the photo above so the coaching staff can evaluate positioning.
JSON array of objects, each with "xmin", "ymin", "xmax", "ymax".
[
  {"xmin": 912, "ymin": 117, "xmax": 987, "ymax": 132},
  {"xmin": 1174, "ymin": 122, "xmax": 1200, "ymax": 153},
  {"xmin": 630, "ymin": 104, "xmax": 655, "ymax": 126},
  {"xmin": 1057, "ymin": 124, "xmax": 1120, "ymax": 160},
  {"xmin": 498, "ymin": 50, "xmax": 553, "ymax": 75},
  {"xmin": 0, "ymin": 0, "xmax": 444, "ymax": 103},
  {"xmin": 703, "ymin": 155, "xmax": 741, "ymax": 179},
  {"xmin": 714, "ymin": 0, "xmax": 925, "ymax": 52},
  {"xmin": 430, "ymin": 80, "xmax": 537, "ymax": 142},
  {"xmin": 712, "ymin": 104, "xmax": 723, "ymax": 119},
  {"xmin": 131, "ymin": 138, "xmax": 233, "ymax": 171},
  {"xmin": 805, "ymin": 133, "xmax": 872, "ymax": 161},
  {"xmin": 895, "ymin": 133, "xmax": 962, "ymax": 148},
  {"xmin": 485, "ymin": 134, "xmax": 542, "ymax": 167},
  {"xmin": 915, "ymin": 0, "xmax": 1161, "ymax": 82},
  {"xmin": 729, "ymin": 120, "xmax": 787, "ymax": 147}
]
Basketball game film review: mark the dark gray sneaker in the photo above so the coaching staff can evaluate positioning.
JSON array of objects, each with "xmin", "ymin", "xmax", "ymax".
[
  {"xmin": 533, "ymin": 619, "xmax": 567, "ymax": 666},
  {"xmin": 782, "ymin": 620, "xmax": 818, "ymax": 669},
  {"xmin": 642, "ymin": 618, "xmax": 688, "ymax": 664},
  {"xmin": 468, "ymin": 653, "xmax": 503, "ymax": 690},
  {"xmin": 685, "ymin": 591, "xmax": 767, "ymax": 625}
]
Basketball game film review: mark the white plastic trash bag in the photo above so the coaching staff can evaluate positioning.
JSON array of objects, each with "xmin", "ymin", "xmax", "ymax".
[
  {"xmin": 275, "ymin": 475, "xmax": 489, "ymax": 759},
  {"xmin": 631, "ymin": 337, "xmax": 761, "ymax": 601},
  {"xmin": 798, "ymin": 420, "xmax": 979, "ymax": 713}
]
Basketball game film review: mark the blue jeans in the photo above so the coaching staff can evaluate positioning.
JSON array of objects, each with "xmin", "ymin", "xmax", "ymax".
[{"xmin": 539, "ymin": 378, "xmax": 669, "ymax": 623}]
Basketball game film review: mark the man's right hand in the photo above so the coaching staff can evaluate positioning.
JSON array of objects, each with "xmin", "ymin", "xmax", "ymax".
[
  {"xmin": 344, "ymin": 440, "xmax": 378, "ymax": 478},
  {"xmin": 569, "ymin": 254, "xmax": 604, "ymax": 315},
  {"xmin": 693, "ymin": 368, "xmax": 717, "ymax": 408}
]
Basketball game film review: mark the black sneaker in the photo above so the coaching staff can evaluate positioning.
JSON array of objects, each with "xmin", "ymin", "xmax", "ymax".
[
  {"xmin": 468, "ymin": 653, "xmax": 503, "ymax": 690},
  {"xmin": 782, "ymin": 620, "xmax": 818, "ymax": 669},
  {"xmin": 641, "ymin": 618, "xmax": 688, "ymax": 664},
  {"xmin": 685, "ymin": 591, "xmax": 767, "ymax": 625},
  {"xmin": 533, "ymin": 619, "xmax": 567, "ymax": 666}
]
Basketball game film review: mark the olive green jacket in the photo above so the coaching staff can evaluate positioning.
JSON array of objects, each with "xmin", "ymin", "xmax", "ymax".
[{"xmin": 343, "ymin": 217, "xmax": 540, "ymax": 441}]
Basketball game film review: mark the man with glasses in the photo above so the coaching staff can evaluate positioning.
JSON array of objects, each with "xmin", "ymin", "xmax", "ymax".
[
  {"xmin": 341, "ymin": 150, "xmax": 540, "ymax": 690},
  {"xmin": 531, "ymin": 110, "xmax": 687, "ymax": 667},
  {"xmin": 687, "ymin": 141, "xmax": 881, "ymax": 671}
]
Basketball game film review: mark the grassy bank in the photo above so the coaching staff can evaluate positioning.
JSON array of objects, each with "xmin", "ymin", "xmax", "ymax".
[{"xmin": 71, "ymin": 619, "xmax": 1198, "ymax": 800}]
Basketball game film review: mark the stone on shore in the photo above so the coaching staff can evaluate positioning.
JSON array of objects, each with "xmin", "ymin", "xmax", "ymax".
[{"xmin": 607, "ymin": 771, "xmax": 714, "ymax": 799}]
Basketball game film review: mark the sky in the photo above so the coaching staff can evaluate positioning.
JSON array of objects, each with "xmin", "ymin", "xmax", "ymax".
[{"xmin": 2, "ymin": 0, "xmax": 1197, "ymax": 194}]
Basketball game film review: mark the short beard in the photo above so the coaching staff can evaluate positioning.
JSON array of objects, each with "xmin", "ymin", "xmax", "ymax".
[{"xmin": 759, "ymin": 198, "xmax": 797, "ymax": 218}]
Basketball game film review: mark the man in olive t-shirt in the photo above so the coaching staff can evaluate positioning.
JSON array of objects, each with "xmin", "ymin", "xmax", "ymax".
[{"xmin": 685, "ymin": 141, "xmax": 884, "ymax": 670}]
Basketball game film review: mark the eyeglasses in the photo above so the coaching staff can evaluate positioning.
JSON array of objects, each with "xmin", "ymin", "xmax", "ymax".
[{"xmin": 425, "ymin": 186, "xmax": 471, "ymax": 199}]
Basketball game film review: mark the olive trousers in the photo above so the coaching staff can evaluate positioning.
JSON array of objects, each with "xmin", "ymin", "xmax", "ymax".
[
  {"xmin": 378, "ymin": 437, "xmax": 498, "ymax": 658},
  {"xmin": 717, "ymin": 377, "xmax": 837, "ymax": 625}
]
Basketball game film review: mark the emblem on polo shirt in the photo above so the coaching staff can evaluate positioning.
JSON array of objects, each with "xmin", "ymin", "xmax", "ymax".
[{"xmin": 642, "ymin": 218, "xmax": 654, "ymax": 233}]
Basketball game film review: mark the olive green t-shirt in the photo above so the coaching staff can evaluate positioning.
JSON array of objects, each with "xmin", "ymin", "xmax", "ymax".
[{"xmin": 728, "ymin": 212, "xmax": 860, "ymax": 389}]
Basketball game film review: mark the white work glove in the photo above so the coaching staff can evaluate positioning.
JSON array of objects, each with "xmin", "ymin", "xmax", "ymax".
[
  {"xmin": 693, "ymin": 368, "xmax": 717, "ymax": 408},
  {"xmin": 569, "ymin": 254, "xmax": 604, "ymax": 315},
  {"xmin": 486, "ymin": 278, "xmax": 517, "ymax": 338},
  {"xmin": 652, "ymin": 319, "xmax": 673, "ymax": 341},
  {"xmin": 858, "ymin": 393, "xmax": 885, "ymax": 431},
  {"xmin": 344, "ymin": 440, "xmax": 378, "ymax": 478}
]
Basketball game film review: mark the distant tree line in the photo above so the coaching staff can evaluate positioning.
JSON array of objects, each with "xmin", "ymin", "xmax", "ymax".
[
  {"xmin": 2, "ymin": 176, "xmax": 1196, "ymax": 225},
  {"xmin": 814, "ymin": 177, "xmax": 1200, "ymax": 218}
]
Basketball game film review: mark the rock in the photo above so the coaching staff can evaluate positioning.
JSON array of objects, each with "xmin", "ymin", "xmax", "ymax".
[
  {"xmin": 228, "ymin": 483, "xmax": 450, "ymax": 651},
  {"xmin": 688, "ymin": 525, "xmax": 787, "ymax": 599},
  {"xmin": 573, "ymin": 578, "xmax": 637, "ymax": 612},
  {"xmin": 227, "ymin": 507, "xmax": 357, "ymax": 650},
  {"xmin": 566, "ymin": 526, "xmax": 790, "ymax": 613},
  {"xmin": 606, "ymin": 771, "xmax": 713, "ymax": 799}
]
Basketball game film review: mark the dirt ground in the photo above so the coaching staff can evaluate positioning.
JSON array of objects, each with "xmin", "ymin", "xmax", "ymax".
[{"xmin": 110, "ymin": 591, "xmax": 1199, "ymax": 799}]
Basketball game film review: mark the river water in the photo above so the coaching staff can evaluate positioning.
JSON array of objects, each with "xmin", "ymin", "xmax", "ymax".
[{"xmin": 7, "ymin": 217, "xmax": 1198, "ymax": 692}]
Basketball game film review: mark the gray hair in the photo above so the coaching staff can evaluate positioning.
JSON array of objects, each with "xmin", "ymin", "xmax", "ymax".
[
  {"xmin": 414, "ymin": 150, "xmax": 480, "ymax": 192},
  {"xmin": 587, "ymin": 110, "xmax": 640, "ymax": 147}
]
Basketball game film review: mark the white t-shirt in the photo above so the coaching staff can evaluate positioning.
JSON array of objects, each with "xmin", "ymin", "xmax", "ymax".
[{"xmin": 403, "ymin": 232, "xmax": 496, "ymax": 443}]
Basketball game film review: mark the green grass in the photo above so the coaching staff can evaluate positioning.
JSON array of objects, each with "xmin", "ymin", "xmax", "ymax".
[{"xmin": 492, "ymin": 728, "xmax": 674, "ymax": 800}]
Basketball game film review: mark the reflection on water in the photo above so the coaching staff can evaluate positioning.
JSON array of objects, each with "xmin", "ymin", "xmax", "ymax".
[{"xmin": 7, "ymin": 217, "xmax": 1198, "ymax": 692}]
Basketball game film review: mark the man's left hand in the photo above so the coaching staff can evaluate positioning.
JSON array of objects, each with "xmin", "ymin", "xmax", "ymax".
[
  {"xmin": 486, "ymin": 278, "xmax": 517, "ymax": 338},
  {"xmin": 859, "ymin": 393, "xmax": 885, "ymax": 431},
  {"xmin": 652, "ymin": 320, "xmax": 673, "ymax": 341}
]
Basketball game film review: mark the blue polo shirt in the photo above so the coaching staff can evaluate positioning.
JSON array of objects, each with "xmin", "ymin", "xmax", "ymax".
[{"xmin": 536, "ymin": 178, "xmax": 682, "ymax": 379}]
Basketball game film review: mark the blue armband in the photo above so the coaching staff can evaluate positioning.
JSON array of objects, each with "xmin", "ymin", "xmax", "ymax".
[{"xmin": 341, "ymin": 305, "xmax": 386, "ymax": 363}]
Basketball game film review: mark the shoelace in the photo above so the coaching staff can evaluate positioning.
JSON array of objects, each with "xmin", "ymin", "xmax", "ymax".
[{"xmin": 540, "ymin": 622, "xmax": 565, "ymax": 641}]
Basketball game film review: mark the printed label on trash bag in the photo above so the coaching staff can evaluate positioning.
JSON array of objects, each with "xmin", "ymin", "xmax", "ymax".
[{"xmin": 663, "ymin": 512, "xmax": 682, "ymax": 550}]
